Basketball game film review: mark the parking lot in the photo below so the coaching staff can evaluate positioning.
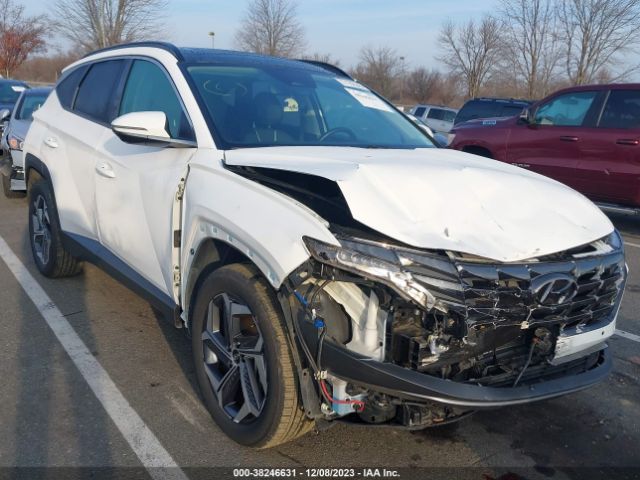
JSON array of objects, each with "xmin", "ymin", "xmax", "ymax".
[{"xmin": 0, "ymin": 190, "xmax": 639, "ymax": 480}]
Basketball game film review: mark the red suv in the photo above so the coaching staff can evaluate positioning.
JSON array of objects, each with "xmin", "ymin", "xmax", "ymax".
[{"xmin": 450, "ymin": 84, "xmax": 640, "ymax": 211}]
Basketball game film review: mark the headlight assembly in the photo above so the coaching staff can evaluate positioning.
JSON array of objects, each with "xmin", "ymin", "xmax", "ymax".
[
  {"xmin": 303, "ymin": 236, "xmax": 448, "ymax": 311},
  {"xmin": 8, "ymin": 134, "xmax": 24, "ymax": 151}
]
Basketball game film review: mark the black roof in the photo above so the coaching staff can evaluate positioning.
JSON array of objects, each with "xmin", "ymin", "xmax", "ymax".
[{"xmin": 83, "ymin": 42, "xmax": 340, "ymax": 76}]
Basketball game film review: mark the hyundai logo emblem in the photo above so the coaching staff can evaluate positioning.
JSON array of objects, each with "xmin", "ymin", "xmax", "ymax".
[{"xmin": 531, "ymin": 273, "xmax": 578, "ymax": 306}]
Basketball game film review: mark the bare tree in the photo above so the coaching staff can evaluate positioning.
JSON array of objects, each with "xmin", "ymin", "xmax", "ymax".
[
  {"xmin": 558, "ymin": 0, "xmax": 640, "ymax": 85},
  {"xmin": 301, "ymin": 52, "xmax": 341, "ymax": 66},
  {"xmin": 53, "ymin": 0, "xmax": 167, "ymax": 52},
  {"xmin": 0, "ymin": 0, "xmax": 46, "ymax": 78},
  {"xmin": 405, "ymin": 67, "xmax": 443, "ymax": 104},
  {"xmin": 498, "ymin": 0, "xmax": 560, "ymax": 99},
  {"xmin": 235, "ymin": 0, "xmax": 306, "ymax": 57},
  {"xmin": 352, "ymin": 46, "xmax": 401, "ymax": 99},
  {"xmin": 438, "ymin": 16, "xmax": 502, "ymax": 98}
]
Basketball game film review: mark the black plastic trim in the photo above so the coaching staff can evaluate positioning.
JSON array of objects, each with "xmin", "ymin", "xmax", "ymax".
[
  {"xmin": 300, "ymin": 320, "xmax": 612, "ymax": 408},
  {"xmin": 61, "ymin": 231, "xmax": 179, "ymax": 324},
  {"xmin": 83, "ymin": 42, "xmax": 184, "ymax": 61}
]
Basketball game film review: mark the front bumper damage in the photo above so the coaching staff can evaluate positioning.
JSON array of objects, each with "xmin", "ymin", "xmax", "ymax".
[{"xmin": 287, "ymin": 233, "xmax": 626, "ymax": 429}]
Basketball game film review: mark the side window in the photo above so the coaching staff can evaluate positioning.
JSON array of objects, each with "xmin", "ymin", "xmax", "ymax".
[
  {"xmin": 56, "ymin": 65, "xmax": 88, "ymax": 109},
  {"xmin": 534, "ymin": 91, "xmax": 597, "ymax": 127},
  {"xmin": 599, "ymin": 90, "xmax": 640, "ymax": 129},
  {"xmin": 413, "ymin": 107, "xmax": 426, "ymax": 117},
  {"xmin": 74, "ymin": 60, "xmax": 125, "ymax": 123},
  {"xmin": 427, "ymin": 108, "xmax": 444, "ymax": 120},
  {"xmin": 501, "ymin": 104, "xmax": 526, "ymax": 118},
  {"xmin": 120, "ymin": 60, "xmax": 194, "ymax": 140}
]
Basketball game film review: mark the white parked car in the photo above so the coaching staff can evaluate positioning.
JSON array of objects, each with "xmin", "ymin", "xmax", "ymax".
[
  {"xmin": 409, "ymin": 104, "xmax": 457, "ymax": 134},
  {"xmin": 23, "ymin": 43, "xmax": 626, "ymax": 448}
]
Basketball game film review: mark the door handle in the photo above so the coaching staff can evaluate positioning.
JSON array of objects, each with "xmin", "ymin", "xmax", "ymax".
[
  {"xmin": 95, "ymin": 162, "xmax": 116, "ymax": 179},
  {"xmin": 560, "ymin": 136, "xmax": 579, "ymax": 142},
  {"xmin": 44, "ymin": 137, "xmax": 58, "ymax": 149},
  {"xmin": 616, "ymin": 139, "xmax": 639, "ymax": 146}
]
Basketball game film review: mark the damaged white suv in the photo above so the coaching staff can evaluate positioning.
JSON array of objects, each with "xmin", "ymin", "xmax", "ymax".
[{"xmin": 23, "ymin": 43, "xmax": 627, "ymax": 448}]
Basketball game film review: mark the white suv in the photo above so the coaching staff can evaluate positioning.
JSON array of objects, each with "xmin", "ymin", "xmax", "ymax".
[{"xmin": 23, "ymin": 42, "xmax": 626, "ymax": 448}]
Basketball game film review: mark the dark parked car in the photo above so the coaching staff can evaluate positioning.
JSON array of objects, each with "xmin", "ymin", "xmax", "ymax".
[
  {"xmin": 450, "ymin": 84, "xmax": 640, "ymax": 211},
  {"xmin": 454, "ymin": 97, "xmax": 532, "ymax": 126}
]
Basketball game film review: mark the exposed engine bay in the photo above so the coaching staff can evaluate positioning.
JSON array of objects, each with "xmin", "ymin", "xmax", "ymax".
[{"xmin": 229, "ymin": 164, "xmax": 626, "ymax": 429}]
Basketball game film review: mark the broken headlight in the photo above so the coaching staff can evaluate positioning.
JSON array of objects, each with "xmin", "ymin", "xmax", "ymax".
[{"xmin": 303, "ymin": 236, "xmax": 447, "ymax": 311}]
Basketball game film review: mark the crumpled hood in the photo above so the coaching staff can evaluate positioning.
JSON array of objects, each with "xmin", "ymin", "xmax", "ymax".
[{"xmin": 224, "ymin": 146, "xmax": 614, "ymax": 262}]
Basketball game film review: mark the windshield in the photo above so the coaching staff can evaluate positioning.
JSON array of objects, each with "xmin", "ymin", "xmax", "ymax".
[
  {"xmin": 187, "ymin": 65, "xmax": 435, "ymax": 149},
  {"xmin": 0, "ymin": 82, "xmax": 27, "ymax": 104},
  {"xmin": 16, "ymin": 92, "xmax": 50, "ymax": 120}
]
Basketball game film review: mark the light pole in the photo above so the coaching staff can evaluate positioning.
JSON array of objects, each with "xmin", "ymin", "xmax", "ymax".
[
  {"xmin": 399, "ymin": 56, "xmax": 406, "ymax": 105},
  {"xmin": 208, "ymin": 31, "xmax": 216, "ymax": 49}
]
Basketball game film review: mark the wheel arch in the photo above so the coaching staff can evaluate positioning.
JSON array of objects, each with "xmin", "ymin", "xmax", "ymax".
[
  {"xmin": 184, "ymin": 237, "xmax": 276, "ymax": 329},
  {"xmin": 462, "ymin": 145, "xmax": 494, "ymax": 159}
]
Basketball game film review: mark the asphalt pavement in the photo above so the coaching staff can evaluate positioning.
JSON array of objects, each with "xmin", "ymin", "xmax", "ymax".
[{"xmin": 0, "ymin": 192, "xmax": 639, "ymax": 480}]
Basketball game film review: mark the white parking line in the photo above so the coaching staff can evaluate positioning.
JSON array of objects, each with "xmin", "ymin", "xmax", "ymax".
[
  {"xmin": 624, "ymin": 241, "xmax": 640, "ymax": 249},
  {"xmin": 615, "ymin": 329, "xmax": 640, "ymax": 344},
  {"xmin": 0, "ymin": 236, "xmax": 188, "ymax": 480}
]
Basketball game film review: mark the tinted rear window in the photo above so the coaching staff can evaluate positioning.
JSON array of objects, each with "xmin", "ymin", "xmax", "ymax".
[
  {"xmin": 56, "ymin": 66, "xmax": 88, "ymax": 109},
  {"xmin": 455, "ymin": 100, "xmax": 525, "ymax": 124},
  {"xmin": 413, "ymin": 106, "xmax": 426, "ymax": 117},
  {"xmin": 599, "ymin": 90, "xmax": 640, "ymax": 129},
  {"xmin": 74, "ymin": 60, "xmax": 125, "ymax": 123}
]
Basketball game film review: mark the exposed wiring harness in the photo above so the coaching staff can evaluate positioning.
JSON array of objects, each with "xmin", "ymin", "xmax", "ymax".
[{"xmin": 294, "ymin": 283, "xmax": 365, "ymax": 413}]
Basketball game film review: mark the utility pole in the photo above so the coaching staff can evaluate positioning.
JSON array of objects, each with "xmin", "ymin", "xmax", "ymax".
[
  {"xmin": 208, "ymin": 31, "xmax": 216, "ymax": 48},
  {"xmin": 399, "ymin": 56, "xmax": 406, "ymax": 105}
]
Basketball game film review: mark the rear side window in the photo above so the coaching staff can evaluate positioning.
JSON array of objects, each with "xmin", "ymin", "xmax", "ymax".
[
  {"xmin": 427, "ymin": 108, "xmax": 444, "ymax": 120},
  {"xmin": 74, "ymin": 60, "xmax": 125, "ymax": 124},
  {"xmin": 413, "ymin": 106, "xmax": 426, "ymax": 117},
  {"xmin": 56, "ymin": 66, "xmax": 87, "ymax": 109},
  {"xmin": 599, "ymin": 90, "xmax": 640, "ymax": 129},
  {"xmin": 119, "ymin": 60, "xmax": 194, "ymax": 140},
  {"xmin": 501, "ymin": 104, "xmax": 526, "ymax": 117}
]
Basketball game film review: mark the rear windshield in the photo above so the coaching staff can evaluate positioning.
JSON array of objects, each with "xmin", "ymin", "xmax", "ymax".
[
  {"xmin": 187, "ymin": 64, "xmax": 435, "ymax": 150},
  {"xmin": 455, "ymin": 100, "xmax": 526, "ymax": 124}
]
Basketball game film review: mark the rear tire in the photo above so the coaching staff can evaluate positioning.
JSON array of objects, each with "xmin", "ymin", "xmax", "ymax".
[
  {"xmin": 28, "ymin": 179, "xmax": 83, "ymax": 278},
  {"xmin": 192, "ymin": 263, "xmax": 311, "ymax": 448},
  {"xmin": 2, "ymin": 173, "xmax": 25, "ymax": 199}
]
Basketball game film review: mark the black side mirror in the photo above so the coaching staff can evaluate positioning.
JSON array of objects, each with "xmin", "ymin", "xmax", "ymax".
[{"xmin": 519, "ymin": 108, "xmax": 532, "ymax": 124}]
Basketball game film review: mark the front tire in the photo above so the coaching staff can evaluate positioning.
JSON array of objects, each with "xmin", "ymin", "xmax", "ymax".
[
  {"xmin": 28, "ymin": 180, "xmax": 82, "ymax": 278},
  {"xmin": 192, "ymin": 263, "xmax": 311, "ymax": 448}
]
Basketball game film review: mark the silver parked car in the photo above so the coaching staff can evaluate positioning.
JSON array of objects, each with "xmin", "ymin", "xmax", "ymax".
[
  {"xmin": 1, "ymin": 86, "xmax": 52, "ymax": 197},
  {"xmin": 409, "ymin": 104, "xmax": 457, "ymax": 134}
]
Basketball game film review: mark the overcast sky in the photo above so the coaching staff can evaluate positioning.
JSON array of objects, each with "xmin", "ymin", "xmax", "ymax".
[{"xmin": 23, "ymin": 0, "xmax": 501, "ymax": 69}]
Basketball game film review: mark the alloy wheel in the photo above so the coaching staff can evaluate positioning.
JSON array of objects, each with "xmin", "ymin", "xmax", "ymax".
[
  {"xmin": 201, "ymin": 293, "xmax": 268, "ymax": 424},
  {"xmin": 31, "ymin": 194, "xmax": 52, "ymax": 266}
]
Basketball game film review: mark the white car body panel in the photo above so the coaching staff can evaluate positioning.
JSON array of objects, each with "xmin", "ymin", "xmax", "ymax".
[
  {"xmin": 94, "ymin": 130, "xmax": 195, "ymax": 294},
  {"xmin": 224, "ymin": 146, "xmax": 614, "ymax": 263},
  {"xmin": 181, "ymin": 150, "xmax": 339, "ymax": 295},
  {"xmin": 28, "ymin": 95, "xmax": 104, "ymax": 239}
]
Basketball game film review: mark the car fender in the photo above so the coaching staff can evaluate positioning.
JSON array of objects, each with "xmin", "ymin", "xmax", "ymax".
[{"xmin": 181, "ymin": 152, "xmax": 338, "ymax": 305}]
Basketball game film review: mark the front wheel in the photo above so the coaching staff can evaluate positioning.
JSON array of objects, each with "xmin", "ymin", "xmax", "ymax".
[{"xmin": 191, "ymin": 263, "xmax": 311, "ymax": 448}]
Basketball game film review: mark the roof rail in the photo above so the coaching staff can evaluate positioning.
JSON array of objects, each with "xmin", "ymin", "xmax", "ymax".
[
  {"xmin": 83, "ymin": 41, "xmax": 184, "ymax": 61},
  {"xmin": 297, "ymin": 59, "xmax": 353, "ymax": 79}
]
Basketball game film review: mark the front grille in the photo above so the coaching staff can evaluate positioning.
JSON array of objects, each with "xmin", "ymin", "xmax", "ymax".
[
  {"xmin": 407, "ymin": 247, "xmax": 626, "ymax": 332},
  {"xmin": 455, "ymin": 250, "xmax": 626, "ymax": 331}
]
